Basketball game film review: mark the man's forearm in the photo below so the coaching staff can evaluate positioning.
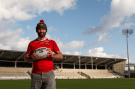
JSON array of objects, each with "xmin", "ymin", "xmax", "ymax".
[
  {"xmin": 53, "ymin": 53, "xmax": 63, "ymax": 60},
  {"xmin": 24, "ymin": 56, "xmax": 33, "ymax": 62}
]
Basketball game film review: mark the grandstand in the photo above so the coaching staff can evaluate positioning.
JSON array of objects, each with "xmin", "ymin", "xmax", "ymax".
[
  {"xmin": 0, "ymin": 67, "xmax": 31, "ymax": 79},
  {"xmin": 125, "ymin": 63, "xmax": 135, "ymax": 78},
  {"xmin": 0, "ymin": 49, "xmax": 126, "ymax": 79}
]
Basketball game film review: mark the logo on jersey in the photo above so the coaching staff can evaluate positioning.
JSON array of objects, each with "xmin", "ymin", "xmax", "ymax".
[{"xmin": 46, "ymin": 43, "xmax": 49, "ymax": 46}]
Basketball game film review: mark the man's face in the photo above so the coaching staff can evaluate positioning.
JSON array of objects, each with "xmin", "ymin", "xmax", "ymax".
[{"xmin": 37, "ymin": 28, "xmax": 46, "ymax": 38}]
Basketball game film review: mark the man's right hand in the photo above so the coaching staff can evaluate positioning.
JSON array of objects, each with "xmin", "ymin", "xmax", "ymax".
[{"xmin": 31, "ymin": 53, "xmax": 43, "ymax": 61}]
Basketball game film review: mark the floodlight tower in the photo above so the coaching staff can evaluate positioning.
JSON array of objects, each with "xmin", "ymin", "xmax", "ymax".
[
  {"xmin": 91, "ymin": 47, "xmax": 93, "ymax": 78},
  {"xmin": 122, "ymin": 29, "xmax": 133, "ymax": 78},
  {"xmin": 79, "ymin": 47, "xmax": 81, "ymax": 75}
]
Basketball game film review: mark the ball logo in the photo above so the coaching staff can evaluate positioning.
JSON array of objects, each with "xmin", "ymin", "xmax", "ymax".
[
  {"xmin": 34, "ymin": 47, "xmax": 47, "ymax": 53},
  {"xmin": 34, "ymin": 47, "xmax": 48, "ymax": 58},
  {"xmin": 39, "ymin": 50, "xmax": 43, "ymax": 53}
]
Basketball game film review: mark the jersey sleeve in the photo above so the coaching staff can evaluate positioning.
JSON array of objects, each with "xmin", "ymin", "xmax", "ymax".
[
  {"xmin": 26, "ymin": 42, "xmax": 32, "ymax": 57},
  {"xmin": 53, "ymin": 40, "xmax": 60, "ymax": 54}
]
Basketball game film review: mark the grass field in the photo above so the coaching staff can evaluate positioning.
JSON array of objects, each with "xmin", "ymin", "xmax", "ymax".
[{"xmin": 0, "ymin": 78, "xmax": 135, "ymax": 89}]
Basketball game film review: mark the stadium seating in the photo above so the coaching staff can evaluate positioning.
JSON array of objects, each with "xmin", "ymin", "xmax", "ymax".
[
  {"xmin": 80, "ymin": 69, "xmax": 123, "ymax": 78},
  {"xmin": 54, "ymin": 69, "xmax": 86, "ymax": 79},
  {"xmin": 0, "ymin": 67, "xmax": 124, "ymax": 80},
  {"xmin": 0, "ymin": 67, "xmax": 31, "ymax": 80},
  {"xmin": 54, "ymin": 69, "xmax": 124, "ymax": 79}
]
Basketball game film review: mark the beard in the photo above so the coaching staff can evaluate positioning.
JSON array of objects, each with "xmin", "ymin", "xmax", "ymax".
[{"xmin": 37, "ymin": 32, "xmax": 46, "ymax": 38}]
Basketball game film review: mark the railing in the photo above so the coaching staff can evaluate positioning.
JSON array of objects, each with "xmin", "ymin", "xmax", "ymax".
[{"xmin": 77, "ymin": 72, "xmax": 90, "ymax": 78}]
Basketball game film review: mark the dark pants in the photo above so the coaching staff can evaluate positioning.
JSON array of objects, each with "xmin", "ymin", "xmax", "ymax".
[{"xmin": 31, "ymin": 70, "xmax": 56, "ymax": 89}]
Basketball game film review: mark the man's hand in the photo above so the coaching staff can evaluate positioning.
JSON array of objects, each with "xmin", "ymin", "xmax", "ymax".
[
  {"xmin": 47, "ymin": 49, "xmax": 54, "ymax": 58},
  {"xmin": 24, "ymin": 54, "xmax": 33, "ymax": 62},
  {"xmin": 31, "ymin": 53, "xmax": 43, "ymax": 61},
  {"xmin": 47, "ymin": 49, "xmax": 63, "ymax": 60}
]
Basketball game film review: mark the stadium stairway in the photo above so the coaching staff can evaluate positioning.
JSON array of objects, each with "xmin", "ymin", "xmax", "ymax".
[
  {"xmin": 26, "ymin": 71, "xmax": 32, "ymax": 77},
  {"xmin": 80, "ymin": 69, "xmax": 124, "ymax": 78},
  {"xmin": 77, "ymin": 72, "xmax": 90, "ymax": 78},
  {"xmin": 54, "ymin": 69, "xmax": 86, "ymax": 79}
]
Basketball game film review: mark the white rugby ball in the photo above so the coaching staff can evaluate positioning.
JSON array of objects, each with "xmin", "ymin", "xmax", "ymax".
[{"xmin": 34, "ymin": 47, "xmax": 48, "ymax": 58}]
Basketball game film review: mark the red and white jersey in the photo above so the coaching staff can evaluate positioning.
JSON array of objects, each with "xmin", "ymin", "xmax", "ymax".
[{"xmin": 26, "ymin": 38, "xmax": 60, "ymax": 73}]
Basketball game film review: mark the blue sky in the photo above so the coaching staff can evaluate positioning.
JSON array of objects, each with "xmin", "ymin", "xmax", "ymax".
[{"xmin": 0, "ymin": 0, "xmax": 135, "ymax": 65}]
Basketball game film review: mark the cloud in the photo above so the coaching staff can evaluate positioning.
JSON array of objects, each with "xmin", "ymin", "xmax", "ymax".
[
  {"xmin": 27, "ymin": 25, "xmax": 31, "ymax": 29},
  {"xmin": 0, "ymin": 0, "xmax": 78, "ymax": 44},
  {"xmin": 84, "ymin": 33, "xmax": 110, "ymax": 48},
  {"xmin": 0, "ymin": 28, "xmax": 22, "ymax": 45},
  {"xmin": 2, "ymin": 29, "xmax": 84, "ymax": 52},
  {"xmin": 125, "ymin": 67, "xmax": 134, "ymax": 71},
  {"xmin": 48, "ymin": 26, "xmax": 58, "ymax": 32},
  {"xmin": 0, "ymin": 0, "xmax": 77, "ymax": 22},
  {"xmin": 0, "ymin": 28, "xmax": 30, "ymax": 51},
  {"xmin": 125, "ymin": 58, "xmax": 134, "ymax": 64},
  {"xmin": 48, "ymin": 26, "xmax": 53, "ymax": 32},
  {"xmin": 0, "ymin": 0, "xmax": 78, "ymax": 51},
  {"xmin": 98, "ymin": 33, "xmax": 110, "ymax": 43},
  {"xmin": 14, "ymin": 37, "xmax": 31, "ymax": 51},
  {"xmin": 56, "ymin": 39, "xmax": 84, "ymax": 52},
  {"xmin": 0, "ymin": 0, "xmax": 35, "ymax": 21},
  {"xmin": 119, "ymin": 22, "xmax": 135, "ymax": 33},
  {"xmin": 86, "ymin": 47, "xmax": 127, "ymax": 58},
  {"xmin": 65, "ymin": 34, "xmax": 68, "ymax": 37},
  {"xmin": 82, "ymin": 0, "xmax": 135, "ymax": 35},
  {"xmin": 64, "ymin": 51, "xmax": 81, "ymax": 55},
  {"xmin": 46, "ymin": 34, "xmax": 51, "ymax": 39},
  {"xmin": 0, "ymin": 43, "xmax": 11, "ymax": 50},
  {"xmin": 125, "ymin": 59, "xmax": 135, "ymax": 70}
]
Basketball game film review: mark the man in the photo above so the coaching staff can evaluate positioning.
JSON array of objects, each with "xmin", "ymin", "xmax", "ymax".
[{"xmin": 24, "ymin": 19, "xmax": 63, "ymax": 89}]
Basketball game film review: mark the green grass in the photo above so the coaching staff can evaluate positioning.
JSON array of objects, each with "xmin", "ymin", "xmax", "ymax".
[{"xmin": 0, "ymin": 78, "xmax": 135, "ymax": 89}]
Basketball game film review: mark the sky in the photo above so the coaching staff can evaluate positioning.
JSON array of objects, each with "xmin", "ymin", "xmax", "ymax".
[{"xmin": 0, "ymin": 0, "xmax": 135, "ymax": 66}]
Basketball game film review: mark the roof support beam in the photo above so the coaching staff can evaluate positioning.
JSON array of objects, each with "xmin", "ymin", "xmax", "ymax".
[
  {"xmin": 74, "ymin": 57, "xmax": 87, "ymax": 64},
  {"xmin": 61, "ymin": 56, "xmax": 74, "ymax": 63},
  {"xmin": 76, "ymin": 64, "xmax": 97, "ymax": 65},
  {"xmin": 0, "ymin": 60, "xmax": 28, "ymax": 62},
  {"xmin": 54, "ymin": 63, "xmax": 74, "ymax": 64},
  {"xmin": 85, "ymin": 58, "xmax": 97, "ymax": 64},
  {"xmin": 0, "ymin": 51, "xmax": 4, "ymax": 57},
  {"xmin": 0, "ymin": 60, "xmax": 8, "ymax": 61},
  {"xmin": 97, "ymin": 59, "xmax": 109, "ymax": 65},
  {"xmin": 106, "ymin": 59, "xmax": 120, "ymax": 65},
  {"xmin": 15, "ymin": 52, "xmax": 26, "ymax": 61}
]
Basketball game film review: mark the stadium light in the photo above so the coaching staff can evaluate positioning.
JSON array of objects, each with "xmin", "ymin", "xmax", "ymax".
[
  {"xmin": 91, "ymin": 47, "xmax": 93, "ymax": 78},
  {"xmin": 122, "ymin": 29, "xmax": 133, "ymax": 78},
  {"xmin": 79, "ymin": 47, "xmax": 81, "ymax": 75}
]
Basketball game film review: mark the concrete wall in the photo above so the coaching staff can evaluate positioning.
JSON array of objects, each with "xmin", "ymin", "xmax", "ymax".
[{"xmin": 113, "ymin": 60, "xmax": 126, "ymax": 75}]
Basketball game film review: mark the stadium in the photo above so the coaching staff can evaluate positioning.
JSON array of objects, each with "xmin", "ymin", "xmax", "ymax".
[
  {"xmin": 0, "ymin": 49, "xmax": 127, "ymax": 79},
  {"xmin": 0, "ymin": 49, "xmax": 135, "ymax": 89}
]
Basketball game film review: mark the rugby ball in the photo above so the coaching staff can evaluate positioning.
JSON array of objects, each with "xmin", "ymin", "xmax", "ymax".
[{"xmin": 34, "ymin": 47, "xmax": 49, "ymax": 58}]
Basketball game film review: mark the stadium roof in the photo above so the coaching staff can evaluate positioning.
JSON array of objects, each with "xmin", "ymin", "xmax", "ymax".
[{"xmin": 0, "ymin": 49, "xmax": 126, "ymax": 66}]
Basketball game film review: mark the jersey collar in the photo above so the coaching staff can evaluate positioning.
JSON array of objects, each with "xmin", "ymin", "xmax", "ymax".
[{"xmin": 36, "ymin": 37, "xmax": 48, "ymax": 41}]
